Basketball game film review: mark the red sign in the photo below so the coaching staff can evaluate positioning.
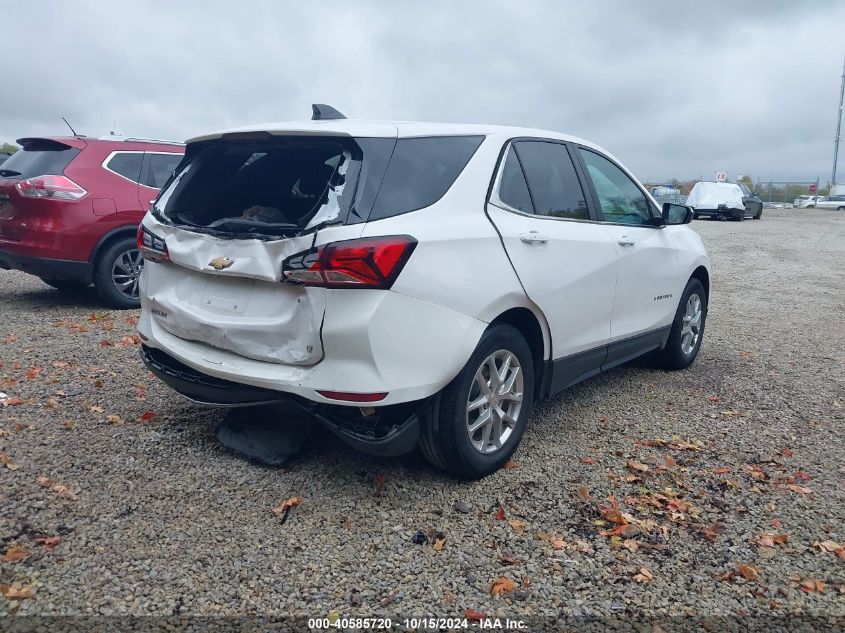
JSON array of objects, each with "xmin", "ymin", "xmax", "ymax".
[{"xmin": 809, "ymin": 183, "xmax": 817, "ymax": 193}]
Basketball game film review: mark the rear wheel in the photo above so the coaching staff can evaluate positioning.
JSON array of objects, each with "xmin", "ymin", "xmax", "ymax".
[
  {"xmin": 419, "ymin": 324, "xmax": 534, "ymax": 479},
  {"xmin": 39, "ymin": 278, "xmax": 88, "ymax": 294},
  {"xmin": 753, "ymin": 206, "xmax": 763, "ymax": 220},
  {"xmin": 94, "ymin": 236, "xmax": 143, "ymax": 309},
  {"xmin": 652, "ymin": 278, "xmax": 707, "ymax": 370}
]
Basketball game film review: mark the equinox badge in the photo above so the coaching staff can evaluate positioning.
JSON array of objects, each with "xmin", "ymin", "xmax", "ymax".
[{"xmin": 209, "ymin": 257, "xmax": 235, "ymax": 270}]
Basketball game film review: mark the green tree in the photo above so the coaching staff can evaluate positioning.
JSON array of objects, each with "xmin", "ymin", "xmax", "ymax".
[{"xmin": 1, "ymin": 142, "xmax": 19, "ymax": 155}]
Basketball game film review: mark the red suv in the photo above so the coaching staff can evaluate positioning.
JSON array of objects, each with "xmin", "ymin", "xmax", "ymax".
[{"xmin": 0, "ymin": 136, "xmax": 184, "ymax": 308}]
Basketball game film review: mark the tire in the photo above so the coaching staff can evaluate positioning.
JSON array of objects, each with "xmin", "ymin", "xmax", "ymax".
[
  {"xmin": 837, "ymin": 207, "xmax": 845, "ymax": 211},
  {"xmin": 753, "ymin": 206, "xmax": 763, "ymax": 220},
  {"xmin": 418, "ymin": 324, "xmax": 535, "ymax": 479},
  {"xmin": 693, "ymin": 213, "xmax": 699, "ymax": 220},
  {"xmin": 652, "ymin": 278, "xmax": 707, "ymax": 370},
  {"xmin": 39, "ymin": 278, "xmax": 88, "ymax": 294},
  {"xmin": 93, "ymin": 236, "xmax": 144, "ymax": 309},
  {"xmin": 733, "ymin": 209, "xmax": 745, "ymax": 221}
]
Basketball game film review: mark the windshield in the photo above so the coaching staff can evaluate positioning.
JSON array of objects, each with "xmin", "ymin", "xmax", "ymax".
[
  {"xmin": 153, "ymin": 136, "xmax": 395, "ymax": 239},
  {"xmin": 0, "ymin": 140, "xmax": 80, "ymax": 179}
]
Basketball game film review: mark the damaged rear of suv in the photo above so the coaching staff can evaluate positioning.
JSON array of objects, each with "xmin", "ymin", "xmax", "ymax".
[{"xmin": 139, "ymin": 109, "xmax": 494, "ymax": 470}]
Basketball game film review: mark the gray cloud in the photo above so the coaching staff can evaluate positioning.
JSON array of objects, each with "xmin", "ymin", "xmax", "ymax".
[{"xmin": 2, "ymin": 0, "xmax": 843, "ymax": 183}]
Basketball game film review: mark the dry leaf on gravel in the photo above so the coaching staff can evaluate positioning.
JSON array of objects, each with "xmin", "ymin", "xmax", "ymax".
[
  {"xmin": 634, "ymin": 567, "xmax": 653, "ymax": 583},
  {"xmin": 433, "ymin": 535, "xmax": 446, "ymax": 551},
  {"xmin": 465, "ymin": 608, "xmax": 485, "ymax": 621},
  {"xmin": 0, "ymin": 584, "xmax": 35, "ymax": 599},
  {"xmin": 490, "ymin": 576, "xmax": 517, "ymax": 596},
  {"xmin": 106, "ymin": 414, "xmax": 123, "ymax": 425},
  {"xmin": 495, "ymin": 506, "xmax": 506, "ymax": 521},
  {"xmin": 498, "ymin": 552, "xmax": 519, "ymax": 565},
  {"xmin": 270, "ymin": 496, "xmax": 303, "ymax": 516},
  {"xmin": 34, "ymin": 536, "xmax": 61, "ymax": 550},
  {"xmin": 503, "ymin": 459, "xmax": 518, "ymax": 469},
  {"xmin": 507, "ymin": 518, "xmax": 527, "ymax": 535},
  {"xmin": 627, "ymin": 459, "xmax": 649, "ymax": 473},
  {"xmin": 139, "ymin": 411, "xmax": 156, "ymax": 421},
  {"xmin": 800, "ymin": 578, "xmax": 826, "ymax": 593},
  {"xmin": 576, "ymin": 486, "xmax": 592, "ymax": 502},
  {"xmin": 786, "ymin": 484, "xmax": 813, "ymax": 495},
  {"xmin": 582, "ymin": 456, "xmax": 595, "ymax": 465},
  {"xmin": 738, "ymin": 563, "xmax": 759, "ymax": 581},
  {"xmin": 0, "ymin": 544, "xmax": 29, "ymax": 562},
  {"xmin": 756, "ymin": 533, "xmax": 788, "ymax": 548},
  {"xmin": 813, "ymin": 540, "xmax": 845, "ymax": 559},
  {"xmin": 0, "ymin": 452, "xmax": 19, "ymax": 470}
]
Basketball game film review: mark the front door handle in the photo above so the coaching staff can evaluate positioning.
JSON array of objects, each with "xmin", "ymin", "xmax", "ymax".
[
  {"xmin": 519, "ymin": 231, "xmax": 548, "ymax": 244},
  {"xmin": 617, "ymin": 237, "xmax": 635, "ymax": 247}
]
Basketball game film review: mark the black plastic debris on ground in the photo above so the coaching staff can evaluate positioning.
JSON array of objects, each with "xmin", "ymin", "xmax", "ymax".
[{"xmin": 216, "ymin": 403, "xmax": 313, "ymax": 467}]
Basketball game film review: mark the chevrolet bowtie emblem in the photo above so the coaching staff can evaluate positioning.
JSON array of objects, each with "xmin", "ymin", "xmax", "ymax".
[{"xmin": 208, "ymin": 257, "xmax": 234, "ymax": 270}]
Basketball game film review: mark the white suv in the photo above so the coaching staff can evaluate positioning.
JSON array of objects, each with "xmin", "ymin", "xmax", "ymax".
[{"xmin": 137, "ymin": 106, "xmax": 710, "ymax": 478}]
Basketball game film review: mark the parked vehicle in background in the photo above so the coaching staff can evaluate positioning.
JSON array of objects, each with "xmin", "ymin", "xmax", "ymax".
[
  {"xmin": 138, "ymin": 106, "xmax": 710, "ymax": 478},
  {"xmin": 0, "ymin": 135, "xmax": 184, "ymax": 308},
  {"xmin": 686, "ymin": 182, "xmax": 756, "ymax": 220},
  {"xmin": 738, "ymin": 183, "xmax": 763, "ymax": 219},
  {"xmin": 0, "ymin": 153, "xmax": 12, "ymax": 165},
  {"xmin": 794, "ymin": 195, "xmax": 821, "ymax": 208},
  {"xmin": 815, "ymin": 195, "xmax": 845, "ymax": 210}
]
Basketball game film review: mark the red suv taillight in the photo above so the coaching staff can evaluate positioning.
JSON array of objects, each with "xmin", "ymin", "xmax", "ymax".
[
  {"xmin": 137, "ymin": 224, "xmax": 170, "ymax": 263},
  {"xmin": 282, "ymin": 235, "xmax": 417, "ymax": 289},
  {"xmin": 15, "ymin": 175, "xmax": 87, "ymax": 201}
]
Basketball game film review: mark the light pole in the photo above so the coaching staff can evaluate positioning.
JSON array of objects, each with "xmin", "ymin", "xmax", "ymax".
[{"xmin": 832, "ymin": 55, "xmax": 845, "ymax": 189}]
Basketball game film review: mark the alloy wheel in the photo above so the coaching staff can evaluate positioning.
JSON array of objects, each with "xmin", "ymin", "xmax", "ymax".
[
  {"xmin": 466, "ymin": 349, "xmax": 524, "ymax": 454},
  {"xmin": 111, "ymin": 248, "xmax": 144, "ymax": 301},
  {"xmin": 680, "ymin": 293, "xmax": 702, "ymax": 355}
]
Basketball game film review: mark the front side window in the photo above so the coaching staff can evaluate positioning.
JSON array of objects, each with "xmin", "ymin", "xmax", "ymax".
[
  {"xmin": 579, "ymin": 149, "xmax": 653, "ymax": 225},
  {"xmin": 143, "ymin": 153, "xmax": 182, "ymax": 189},
  {"xmin": 512, "ymin": 141, "xmax": 589, "ymax": 220},
  {"xmin": 106, "ymin": 152, "xmax": 143, "ymax": 183}
]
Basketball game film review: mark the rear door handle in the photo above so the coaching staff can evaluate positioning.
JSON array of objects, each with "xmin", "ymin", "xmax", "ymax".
[
  {"xmin": 617, "ymin": 237, "xmax": 635, "ymax": 247},
  {"xmin": 519, "ymin": 231, "xmax": 548, "ymax": 244}
]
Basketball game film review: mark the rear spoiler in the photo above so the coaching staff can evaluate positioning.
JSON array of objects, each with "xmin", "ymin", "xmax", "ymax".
[{"xmin": 16, "ymin": 137, "xmax": 87, "ymax": 151}]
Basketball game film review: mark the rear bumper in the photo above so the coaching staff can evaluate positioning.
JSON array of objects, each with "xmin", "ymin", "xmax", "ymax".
[
  {"xmin": 141, "ymin": 344, "xmax": 421, "ymax": 456},
  {"xmin": 0, "ymin": 248, "xmax": 92, "ymax": 283}
]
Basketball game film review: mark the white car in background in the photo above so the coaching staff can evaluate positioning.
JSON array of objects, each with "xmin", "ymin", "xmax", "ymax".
[
  {"xmin": 794, "ymin": 195, "xmax": 821, "ymax": 208},
  {"xmin": 815, "ymin": 195, "xmax": 845, "ymax": 210},
  {"xmin": 686, "ymin": 182, "xmax": 758, "ymax": 221},
  {"xmin": 137, "ymin": 105, "xmax": 711, "ymax": 478}
]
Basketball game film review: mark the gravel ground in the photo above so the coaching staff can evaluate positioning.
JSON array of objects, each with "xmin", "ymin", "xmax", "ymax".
[{"xmin": 1, "ymin": 208, "xmax": 843, "ymax": 628}]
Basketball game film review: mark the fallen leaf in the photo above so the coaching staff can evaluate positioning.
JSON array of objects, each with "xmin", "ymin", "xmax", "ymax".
[
  {"xmin": 582, "ymin": 456, "xmax": 595, "ymax": 465},
  {"xmin": 719, "ymin": 571, "xmax": 736, "ymax": 582},
  {"xmin": 465, "ymin": 608, "xmax": 486, "ymax": 621},
  {"xmin": 521, "ymin": 575, "xmax": 531, "ymax": 588},
  {"xmin": 669, "ymin": 438, "xmax": 703, "ymax": 451},
  {"xmin": 738, "ymin": 563, "xmax": 759, "ymax": 581},
  {"xmin": 0, "ymin": 584, "xmax": 35, "ymax": 599},
  {"xmin": 781, "ymin": 447, "xmax": 794, "ymax": 458},
  {"xmin": 813, "ymin": 540, "xmax": 845, "ymax": 559},
  {"xmin": 576, "ymin": 486, "xmax": 592, "ymax": 502},
  {"xmin": 62, "ymin": 420, "xmax": 75, "ymax": 430},
  {"xmin": 793, "ymin": 470, "xmax": 812, "ymax": 482},
  {"xmin": 720, "ymin": 410, "xmax": 741, "ymax": 417},
  {"xmin": 770, "ymin": 518, "xmax": 782, "ymax": 528},
  {"xmin": 786, "ymin": 484, "xmax": 813, "ymax": 495},
  {"xmin": 490, "ymin": 576, "xmax": 517, "ymax": 597},
  {"xmin": 50, "ymin": 484, "xmax": 79, "ymax": 500},
  {"xmin": 633, "ymin": 567, "xmax": 653, "ymax": 583},
  {"xmin": 433, "ymin": 535, "xmax": 446, "ymax": 551},
  {"xmin": 3, "ymin": 335, "xmax": 17, "ymax": 344},
  {"xmin": 89, "ymin": 405, "xmax": 104, "ymax": 414},
  {"xmin": 139, "ymin": 410, "xmax": 156, "ymax": 421},
  {"xmin": 551, "ymin": 537, "xmax": 566, "ymax": 550},
  {"xmin": 503, "ymin": 459, "xmax": 518, "ymax": 469},
  {"xmin": 25, "ymin": 367, "xmax": 43, "ymax": 380},
  {"xmin": 2, "ymin": 397, "xmax": 24, "ymax": 406},
  {"xmin": 800, "ymin": 578, "xmax": 826, "ymax": 594},
  {"xmin": 0, "ymin": 452, "xmax": 19, "ymax": 471},
  {"xmin": 34, "ymin": 536, "xmax": 61, "ymax": 550},
  {"xmin": 495, "ymin": 506, "xmax": 506, "ymax": 521},
  {"xmin": 507, "ymin": 518, "xmax": 527, "ymax": 535},
  {"xmin": 627, "ymin": 460, "xmax": 649, "ymax": 473},
  {"xmin": 498, "ymin": 552, "xmax": 519, "ymax": 565},
  {"xmin": 270, "ymin": 496, "xmax": 303, "ymax": 516},
  {"xmin": 701, "ymin": 523, "xmax": 725, "ymax": 541},
  {"xmin": 106, "ymin": 414, "xmax": 123, "ymax": 425},
  {"xmin": 713, "ymin": 467, "xmax": 731, "ymax": 474},
  {"xmin": 0, "ymin": 544, "xmax": 29, "ymax": 562}
]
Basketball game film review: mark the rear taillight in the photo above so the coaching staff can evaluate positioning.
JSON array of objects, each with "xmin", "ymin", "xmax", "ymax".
[
  {"xmin": 317, "ymin": 390, "xmax": 388, "ymax": 403},
  {"xmin": 137, "ymin": 224, "xmax": 170, "ymax": 263},
  {"xmin": 282, "ymin": 235, "xmax": 417, "ymax": 289},
  {"xmin": 15, "ymin": 175, "xmax": 87, "ymax": 201}
]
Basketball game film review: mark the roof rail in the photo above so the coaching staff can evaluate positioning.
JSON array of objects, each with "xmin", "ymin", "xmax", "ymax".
[
  {"xmin": 98, "ymin": 135, "xmax": 184, "ymax": 146},
  {"xmin": 311, "ymin": 104, "xmax": 346, "ymax": 121}
]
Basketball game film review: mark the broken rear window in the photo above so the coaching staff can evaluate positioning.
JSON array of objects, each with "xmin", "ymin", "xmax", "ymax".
[{"xmin": 152, "ymin": 135, "xmax": 484, "ymax": 239}]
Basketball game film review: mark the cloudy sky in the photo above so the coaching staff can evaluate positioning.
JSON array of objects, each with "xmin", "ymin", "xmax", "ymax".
[{"xmin": 3, "ymin": 1, "xmax": 843, "ymax": 183}]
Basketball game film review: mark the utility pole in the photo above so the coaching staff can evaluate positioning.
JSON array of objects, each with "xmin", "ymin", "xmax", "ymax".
[{"xmin": 832, "ymin": 54, "xmax": 845, "ymax": 188}]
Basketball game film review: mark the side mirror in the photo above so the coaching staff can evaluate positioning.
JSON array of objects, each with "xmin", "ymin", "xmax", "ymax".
[{"xmin": 662, "ymin": 202, "xmax": 693, "ymax": 225}]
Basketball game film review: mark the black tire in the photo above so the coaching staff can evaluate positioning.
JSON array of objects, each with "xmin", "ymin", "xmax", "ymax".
[
  {"xmin": 39, "ymin": 278, "xmax": 88, "ymax": 294},
  {"xmin": 652, "ymin": 278, "xmax": 707, "ymax": 370},
  {"xmin": 418, "ymin": 324, "xmax": 535, "ymax": 479},
  {"xmin": 734, "ymin": 209, "xmax": 745, "ymax": 221},
  {"xmin": 93, "ymin": 236, "xmax": 143, "ymax": 309},
  {"xmin": 753, "ymin": 206, "xmax": 763, "ymax": 220}
]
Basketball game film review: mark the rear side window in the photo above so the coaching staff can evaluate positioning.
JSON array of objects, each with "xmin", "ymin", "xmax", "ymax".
[
  {"xmin": 143, "ymin": 153, "xmax": 182, "ymax": 189},
  {"xmin": 0, "ymin": 140, "xmax": 79, "ymax": 179},
  {"xmin": 497, "ymin": 147, "xmax": 533, "ymax": 213},
  {"xmin": 513, "ymin": 141, "xmax": 589, "ymax": 220},
  {"xmin": 369, "ymin": 136, "xmax": 484, "ymax": 220},
  {"xmin": 105, "ymin": 152, "xmax": 143, "ymax": 183}
]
